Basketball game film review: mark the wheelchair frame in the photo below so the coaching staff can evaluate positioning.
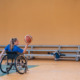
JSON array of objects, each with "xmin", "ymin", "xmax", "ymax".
[{"xmin": 0, "ymin": 51, "xmax": 28, "ymax": 74}]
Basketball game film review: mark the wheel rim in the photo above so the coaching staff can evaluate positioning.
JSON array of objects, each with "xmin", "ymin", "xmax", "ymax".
[
  {"xmin": 16, "ymin": 55, "xmax": 27, "ymax": 74},
  {"xmin": 1, "ymin": 55, "xmax": 12, "ymax": 73}
]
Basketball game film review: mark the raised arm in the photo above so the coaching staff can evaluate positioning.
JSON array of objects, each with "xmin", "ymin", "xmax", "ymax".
[{"xmin": 23, "ymin": 43, "xmax": 29, "ymax": 54}]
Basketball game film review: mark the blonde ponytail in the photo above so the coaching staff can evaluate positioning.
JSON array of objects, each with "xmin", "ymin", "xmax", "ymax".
[{"xmin": 10, "ymin": 38, "xmax": 17, "ymax": 51}]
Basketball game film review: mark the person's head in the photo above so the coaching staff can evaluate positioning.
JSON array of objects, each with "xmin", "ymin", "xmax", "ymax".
[{"xmin": 10, "ymin": 38, "xmax": 19, "ymax": 50}]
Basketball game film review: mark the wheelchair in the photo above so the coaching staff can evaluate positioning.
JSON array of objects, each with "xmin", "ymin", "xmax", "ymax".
[{"xmin": 0, "ymin": 51, "xmax": 28, "ymax": 74}]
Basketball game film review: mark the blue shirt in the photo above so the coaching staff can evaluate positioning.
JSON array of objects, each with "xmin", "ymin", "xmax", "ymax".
[{"xmin": 5, "ymin": 44, "xmax": 23, "ymax": 53}]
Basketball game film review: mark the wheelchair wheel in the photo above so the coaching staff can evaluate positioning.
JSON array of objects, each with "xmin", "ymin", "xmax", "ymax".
[
  {"xmin": 15, "ymin": 55, "xmax": 28, "ymax": 74},
  {"xmin": 1, "ymin": 55, "xmax": 13, "ymax": 73}
]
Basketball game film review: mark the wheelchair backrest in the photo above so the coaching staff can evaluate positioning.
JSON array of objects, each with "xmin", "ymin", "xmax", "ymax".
[{"xmin": 6, "ymin": 51, "xmax": 18, "ymax": 59}]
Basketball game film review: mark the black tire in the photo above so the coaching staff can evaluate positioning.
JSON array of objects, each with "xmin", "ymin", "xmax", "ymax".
[
  {"xmin": 15, "ymin": 55, "xmax": 28, "ymax": 74},
  {"xmin": 1, "ymin": 55, "xmax": 13, "ymax": 73}
]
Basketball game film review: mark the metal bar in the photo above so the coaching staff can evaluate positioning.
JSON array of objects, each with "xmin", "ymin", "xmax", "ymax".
[
  {"xmin": 0, "ymin": 45, "xmax": 79, "ymax": 48},
  {"xmin": 26, "ymin": 50, "xmax": 57, "ymax": 52},
  {"xmin": 25, "ymin": 54, "xmax": 53, "ymax": 57}
]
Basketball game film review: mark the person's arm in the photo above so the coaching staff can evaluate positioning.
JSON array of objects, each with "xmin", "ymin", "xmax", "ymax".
[
  {"xmin": 0, "ymin": 49, "xmax": 5, "ymax": 61},
  {"xmin": 23, "ymin": 44, "xmax": 29, "ymax": 54}
]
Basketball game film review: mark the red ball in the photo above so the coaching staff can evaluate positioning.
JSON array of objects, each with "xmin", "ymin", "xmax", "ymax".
[{"xmin": 24, "ymin": 35, "xmax": 32, "ymax": 43}]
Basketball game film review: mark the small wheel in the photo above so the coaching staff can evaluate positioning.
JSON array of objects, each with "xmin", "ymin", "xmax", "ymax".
[
  {"xmin": 15, "ymin": 55, "xmax": 28, "ymax": 74},
  {"xmin": 1, "ymin": 55, "xmax": 13, "ymax": 73}
]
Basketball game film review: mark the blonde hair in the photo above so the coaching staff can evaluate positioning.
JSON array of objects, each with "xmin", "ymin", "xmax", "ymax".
[{"xmin": 10, "ymin": 38, "xmax": 17, "ymax": 50}]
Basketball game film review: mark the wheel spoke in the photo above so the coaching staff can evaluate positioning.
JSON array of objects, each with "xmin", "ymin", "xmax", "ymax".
[{"xmin": 15, "ymin": 55, "xmax": 27, "ymax": 74}]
